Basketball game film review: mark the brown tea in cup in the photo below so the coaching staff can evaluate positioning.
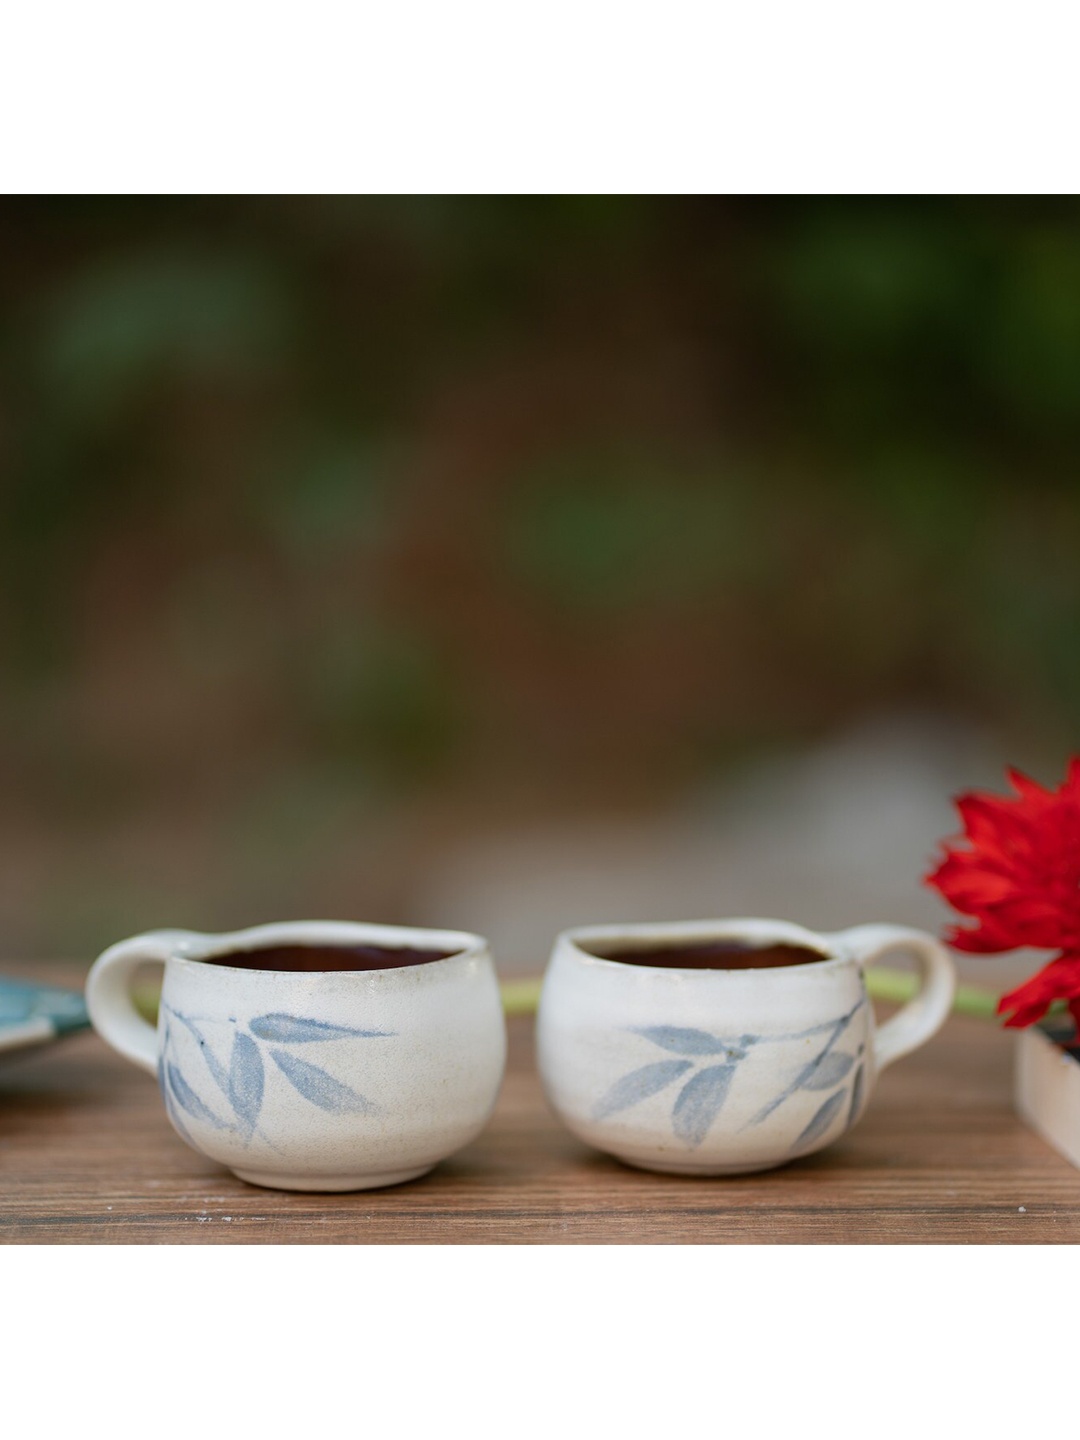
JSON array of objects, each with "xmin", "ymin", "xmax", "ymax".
[
  {"xmin": 578, "ymin": 938, "xmax": 825, "ymax": 971},
  {"xmin": 201, "ymin": 943, "xmax": 456, "ymax": 973}
]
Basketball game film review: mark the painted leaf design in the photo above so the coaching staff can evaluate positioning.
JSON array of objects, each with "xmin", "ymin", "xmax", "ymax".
[
  {"xmin": 792, "ymin": 1089, "xmax": 846, "ymax": 1152},
  {"xmin": 199, "ymin": 1037, "xmax": 232, "ymax": 1099},
  {"xmin": 846, "ymin": 1062, "xmax": 866, "ymax": 1126},
  {"xmin": 802, "ymin": 1051, "xmax": 855, "ymax": 1091},
  {"xmin": 158, "ymin": 1026, "xmax": 200, "ymax": 1148},
  {"xmin": 166, "ymin": 1008, "xmax": 232, "ymax": 1099},
  {"xmin": 633, "ymin": 1026, "xmax": 734, "ymax": 1057},
  {"xmin": 270, "ymin": 1048, "xmax": 377, "ymax": 1115},
  {"xmin": 229, "ymin": 1032, "xmax": 265, "ymax": 1137},
  {"xmin": 672, "ymin": 1064, "xmax": 737, "ymax": 1147},
  {"xmin": 160, "ymin": 1080, "xmax": 199, "ymax": 1150},
  {"xmin": 591, "ymin": 1060, "xmax": 692, "ymax": 1121},
  {"xmin": 745, "ymin": 1000, "xmax": 863, "ymax": 1130},
  {"xmin": 165, "ymin": 1061, "xmax": 229, "ymax": 1130},
  {"xmin": 781, "ymin": 998, "xmax": 866, "ymax": 1045},
  {"xmin": 249, "ymin": 1013, "xmax": 392, "ymax": 1043}
]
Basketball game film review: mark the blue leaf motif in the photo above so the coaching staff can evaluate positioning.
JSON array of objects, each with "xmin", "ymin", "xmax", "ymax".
[
  {"xmin": 744, "ymin": 998, "xmax": 864, "ymax": 1130},
  {"xmin": 802, "ymin": 1051, "xmax": 855, "ymax": 1091},
  {"xmin": 591, "ymin": 1060, "xmax": 692, "ymax": 1121},
  {"xmin": 846, "ymin": 1062, "xmax": 866, "ymax": 1126},
  {"xmin": 165, "ymin": 1006, "xmax": 232, "ymax": 1099},
  {"xmin": 249, "ymin": 1013, "xmax": 393, "ymax": 1043},
  {"xmin": 158, "ymin": 1022, "xmax": 201, "ymax": 1148},
  {"xmin": 199, "ymin": 1037, "xmax": 232, "ymax": 1099},
  {"xmin": 270, "ymin": 1049, "xmax": 377, "ymax": 1115},
  {"xmin": 672, "ymin": 1064, "xmax": 737, "ymax": 1147},
  {"xmin": 633, "ymin": 1026, "xmax": 738, "ymax": 1057},
  {"xmin": 160, "ymin": 1074, "xmax": 199, "ymax": 1149},
  {"xmin": 792, "ymin": 1089, "xmax": 846, "ymax": 1152},
  {"xmin": 229, "ymin": 1032, "xmax": 265, "ymax": 1138},
  {"xmin": 165, "ymin": 1061, "xmax": 229, "ymax": 1130}
]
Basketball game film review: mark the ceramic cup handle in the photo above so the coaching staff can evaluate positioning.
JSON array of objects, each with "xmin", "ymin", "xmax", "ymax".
[
  {"xmin": 831, "ymin": 924, "xmax": 956, "ymax": 1072},
  {"xmin": 85, "ymin": 931, "xmax": 186, "ymax": 1076}
]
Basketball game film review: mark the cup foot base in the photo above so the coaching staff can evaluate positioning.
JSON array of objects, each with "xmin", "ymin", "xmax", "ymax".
[
  {"xmin": 230, "ymin": 1165, "xmax": 435, "ymax": 1193},
  {"xmin": 614, "ymin": 1155, "xmax": 790, "ymax": 1177}
]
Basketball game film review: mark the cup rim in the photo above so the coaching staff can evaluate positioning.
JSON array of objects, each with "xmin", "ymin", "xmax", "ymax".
[
  {"xmin": 556, "ymin": 917, "xmax": 847, "ymax": 975},
  {"xmin": 163, "ymin": 919, "xmax": 488, "ymax": 976}
]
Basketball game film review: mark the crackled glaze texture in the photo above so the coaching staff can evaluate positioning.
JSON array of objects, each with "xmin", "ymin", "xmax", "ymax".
[
  {"xmin": 537, "ymin": 918, "xmax": 954, "ymax": 1175},
  {"xmin": 86, "ymin": 921, "xmax": 506, "ymax": 1191}
]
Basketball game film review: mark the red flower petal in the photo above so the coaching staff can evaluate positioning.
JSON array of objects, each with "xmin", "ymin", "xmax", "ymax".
[
  {"xmin": 998, "ymin": 954, "xmax": 1080, "ymax": 1029},
  {"xmin": 1006, "ymin": 767, "xmax": 1052, "ymax": 801},
  {"xmin": 959, "ymin": 790, "xmax": 1040, "ymax": 857},
  {"xmin": 924, "ymin": 759, "xmax": 1080, "ymax": 958},
  {"xmin": 926, "ymin": 851, "xmax": 1016, "ymax": 911},
  {"xmin": 945, "ymin": 920, "xmax": 1020, "ymax": 953}
]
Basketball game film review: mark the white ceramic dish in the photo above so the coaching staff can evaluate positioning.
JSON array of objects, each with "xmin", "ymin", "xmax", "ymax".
[{"xmin": 1015, "ymin": 1022, "xmax": 1080, "ymax": 1170}]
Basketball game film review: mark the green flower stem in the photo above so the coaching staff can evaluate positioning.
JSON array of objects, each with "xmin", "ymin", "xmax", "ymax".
[
  {"xmin": 134, "ymin": 967, "xmax": 1024, "ymax": 1026},
  {"xmin": 500, "ymin": 969, "xmax": 1009, "ymax": 1020},
  {"xmin": 500, "ymin": 977, "xmax": 544, "ymax": 1017},
  {"xmin": 862, "ymin": 967, "xmax": 1000, "ymax": 1017}
]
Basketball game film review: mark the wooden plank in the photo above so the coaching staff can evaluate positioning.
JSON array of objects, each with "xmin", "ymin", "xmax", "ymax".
[{"xmin": 2, "ymin": 964, "xmax": 1079, "ymax": 1243}]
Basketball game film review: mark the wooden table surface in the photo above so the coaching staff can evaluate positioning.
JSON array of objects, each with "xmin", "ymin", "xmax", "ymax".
[{"xmin": 3, "ymin": 964, "xmax": 1080, "ymax": 1243}]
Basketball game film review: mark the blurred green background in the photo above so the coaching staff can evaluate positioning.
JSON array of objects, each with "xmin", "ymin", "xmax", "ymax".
[{"xmin": 2, "ymin": 195, "xmax": 1079, "ymax": 967}]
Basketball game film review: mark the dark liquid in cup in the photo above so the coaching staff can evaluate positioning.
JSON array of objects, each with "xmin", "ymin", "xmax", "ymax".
[
  {"xmin": 200, "ymin": 943, "xmax": 457, "ymax": 973},
  {"xmin": 582, "ymin": 940, "xmax": 825, "ymax": 970}
]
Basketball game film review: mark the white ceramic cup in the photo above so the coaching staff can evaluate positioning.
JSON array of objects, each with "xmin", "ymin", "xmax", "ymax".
[
  {"xmin": 86, "ymin": 920, "xmax": 506, "ymax": 1191},
  {"xmin": 537, "ymin": 917, "xmax": 955, "ymax": 1175}
]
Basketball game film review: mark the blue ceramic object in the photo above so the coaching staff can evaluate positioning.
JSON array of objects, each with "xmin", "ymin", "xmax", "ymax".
[{"xmin": 0, "ymin": 976, "xmax": 90, "ymax": 1058}]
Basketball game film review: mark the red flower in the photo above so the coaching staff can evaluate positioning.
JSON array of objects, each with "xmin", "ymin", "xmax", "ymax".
[
  {"xmin": 997, "ymin": 955, "xmax": 1080, "ymax": 1031},
  {"xmin": 924, "ymin": 760, "xmax": 1080, "ymax": 1035}
]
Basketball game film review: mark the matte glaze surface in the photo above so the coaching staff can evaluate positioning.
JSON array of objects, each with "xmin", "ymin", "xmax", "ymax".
[
  {"xmin": 86, "ymin": 920, "xmax": 507, "ymax": 1191},
  {"xmin": 537, "ymin": 917, "xmax": 955, "ymax": 1175}
]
